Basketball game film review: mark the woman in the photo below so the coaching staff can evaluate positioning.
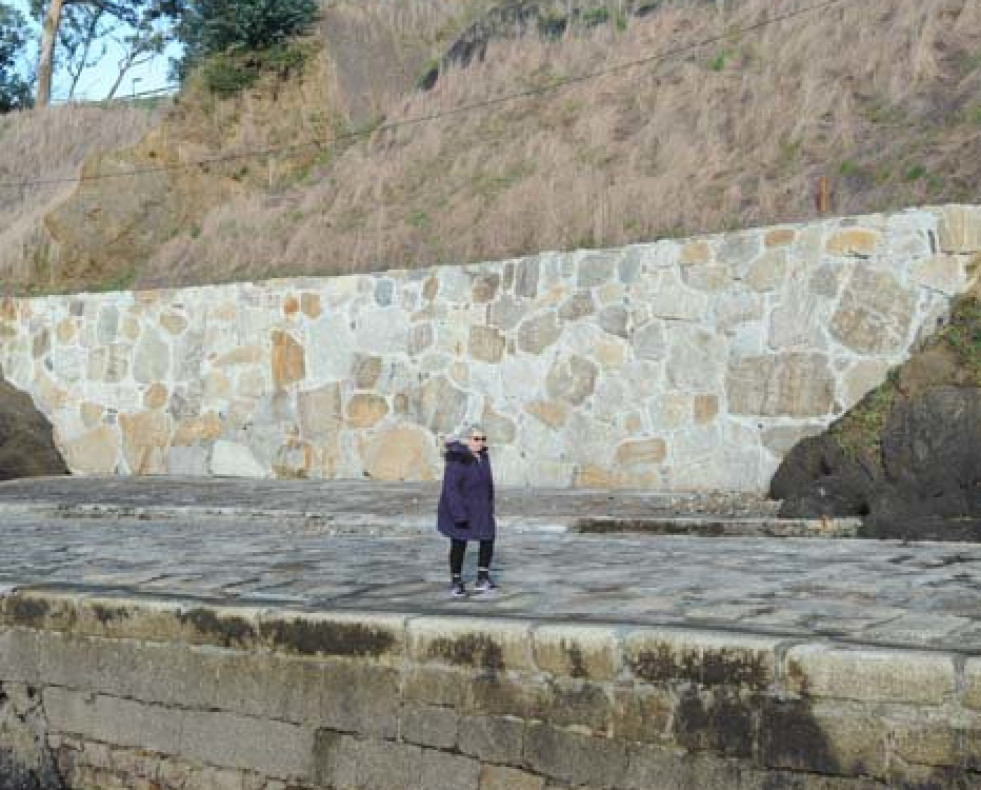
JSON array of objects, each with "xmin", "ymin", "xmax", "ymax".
[{"xmin": 437, "ymin": 426, "xmax": 498, "ymax": 598}]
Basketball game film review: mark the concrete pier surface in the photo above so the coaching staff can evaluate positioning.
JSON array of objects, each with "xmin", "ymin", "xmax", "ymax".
[
  {"xmin": 0, "ymin": 476, "xmax": 976, "ymax": 652},
  {"xmin": 3, "ymin": 477, "xmax": 981, "ymax": 790}
]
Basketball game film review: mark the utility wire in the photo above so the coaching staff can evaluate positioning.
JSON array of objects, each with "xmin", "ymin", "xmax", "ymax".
[{"xmin": 0, "ymin": 0, "xmax": 848, "ymax": 191}]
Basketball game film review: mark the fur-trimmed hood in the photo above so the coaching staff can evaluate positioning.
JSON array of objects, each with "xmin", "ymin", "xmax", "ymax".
[{"xmin": 443, "ymin": 440, "xmax": 489, "ymax": 464}]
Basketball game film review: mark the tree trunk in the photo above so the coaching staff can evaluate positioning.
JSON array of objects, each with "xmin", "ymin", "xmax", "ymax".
[{"xmin": 36, "ymin": 0, "xmax": 66, "ymax": 107}]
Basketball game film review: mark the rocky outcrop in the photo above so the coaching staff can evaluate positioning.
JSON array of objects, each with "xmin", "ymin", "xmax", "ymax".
[
  {"xmin": 0, "ymin": 374, "xmax": 69, "ymax": 482},
  {"xmin": 772, "ymin": 278, "xmax": 981, "ymax": 540}
]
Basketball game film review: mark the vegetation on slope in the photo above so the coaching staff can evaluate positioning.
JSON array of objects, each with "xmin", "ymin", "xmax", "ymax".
[{"xmin": 0, "ymin": 0, "xmax": 980, "ymax": 293}]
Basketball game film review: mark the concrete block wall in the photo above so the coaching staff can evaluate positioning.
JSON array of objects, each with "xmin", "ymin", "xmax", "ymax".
[
  {"xmin": 1, "ymin": 590, "xmax": 980, "ymax": 789},
  {"xmin": 0, "ymin": 205, "xmax": 979, "ymax": 491}
]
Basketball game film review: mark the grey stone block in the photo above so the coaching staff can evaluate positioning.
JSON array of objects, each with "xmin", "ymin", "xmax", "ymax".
[
  {"xmin": 43, "ymin": 688, "xmax": 182, "ymax": 756},
  {"xmin": 458, "ymin": 714, "xmax": 525, "ymax": 765},
  {"xmin": 319, "ymin": 659, "xmax": 400, "ymax": 738},
  {"xmin": 0, "ymin": 627, "xmax": 39, "ymax": 684},
  {"xmin": 180, "ymin": 709, "xmax": 315, "ymax": 781},
  {"xmin": 401, "ymin": 704, "xmax": 459, "ymax": 750},
  {"xmin": 418, "ymin": 747, "xmax": 480, "ymax": 790},
  {"xmin": 523, "ymin": 723, "xmax": 627, "ymax": 788}
]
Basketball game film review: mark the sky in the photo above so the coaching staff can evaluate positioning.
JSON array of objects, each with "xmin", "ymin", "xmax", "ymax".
[{"xmin": 10, "ymin": 0, "xmax": 181, "ymax": 102}]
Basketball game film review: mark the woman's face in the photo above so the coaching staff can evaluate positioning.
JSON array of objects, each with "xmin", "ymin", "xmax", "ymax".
[{"xmin": 467, "ymin": 431, "xmax": 487, "ymax": 454}]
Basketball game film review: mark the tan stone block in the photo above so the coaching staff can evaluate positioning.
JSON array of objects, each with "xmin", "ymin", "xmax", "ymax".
[
  {"xmin": 62, "ymin": 425, "xmax": 118, "ymax": 475},
  {"xmin": 159, "ymin": 313, "xmax": 187, "ymax": 335},
  {"xmin": 481, "ymin": 402, "xmax": 516, "ymax": 444},
  {"xmin": 745, "ymin": 249, "xmax": 788, "ymax": 292},
  {"xmin": 546, "ymin": 354, "xmax": 597, "ymax": 406},
  {"xmin": 574, "ymin": 464, "xmax": 616, "ymax": 487},
  {"xmin": 615, "ymin": 438, "xmax": 666, "ymax": 466},
  {"xmin": 352, "ymin": 354, "xmax": 382, "ymax": 388},
  {"xmin": 56, "ymin": 318, "xmax": 76, "ymax": 344},
  {"xmin": 204, "ymin": 369, "xmax": 231, "ymax": 400},
  {"xmin": 693, "ymin": 394, "xmax": 718, "ymax": 424},
  {"xmin": 120, "ymin": 410, "xmax": 172, "ymax": 475},
  {"xmin": 449, "ymin": 360, "xmax": 470, "ymax": 387},
  {"xmin": 469, "ymin": 325, "xmax": 506, "ymax": 363},
  {"xmin": 612, "ymin": 685, "xmax": 673, "ymax": 744},
  {"xmin": 726, "ymin": 354, "xmax": 834, "ymax": 418},
  {"xmin": 403, "ymin": 667, "xmax": 471, "ymax": 708},
  {"xmin": 172, "ymin": 413, "xmax": 222, "ymax": 446},
  {"xmin": 271, "ymin": 330, "xmax": 305, "ymax": 388},
  {"xmin": 765, "ymin": 228, "xmax": 796, "ymax": 247},
  {"xmin": 121, "ymin": 314, "xmax": 140, "ymax": 341},
  {"xmin": 624, "ymin": 628, "xmax": 780, "ymax": 690},
  {"xmin": 784, "ymin": 644, "xmax": 955, "ymax": 705},
  {"xmin": 282, "ymin": 295, "xmax": 300, "ymax": 316},
  {"xmin": 212, "ymin": 346, "xmax": 264, "ymax": 367},
  {"xmin": 680, "ymin": 241, "xmax": 711, "ymax": 264},
  {"xmin": 79, "ymin": 402, "xmax": 104, "ymax": 429},
  {"xmin": 360, "ymin": 425, "xmax": 437, "ymax": 482},
  {"xmin": 213, "ymin": 302, "xmax": 237, "ymax": 321},
  {"xmin": 143, "ymin": 383, "xmax": 169, "ymax": 409},
  {"xmin": 472, "ymin": 273, "xmax": 500, "ymax": 303},
  {"xmin": 300, "ymin": 293, "xmax": 322, "ymax": 318},
  {"xmin": 831, "ymin": 268, "xmax": 916, "ymax": 354},
  {"xmin": 526, "ymin": 400, "xmax": 568, "ymax": 428},
  {"xmin": 298, "ymin": 384, "xmax": 342, "ymax": 440},
  {"xmin": 825, "ymin": 228, "xmax": 882, "ymax": 257},
  {"xmin": 408, "ymin": 617, "xmax": 536, "ymax": 672},
  {"xmin": 965, "ymin": 659, "xmax": 981, "ymax": 711},
  {"xmin": 346, "ymin": 394, "xmax": 388, "ymax": 428},
  {"xmin": 533, "ymin": 624, "xmax": 620, "ymax": 682},
  {"xmin": 479, "ymin": 765, "xmax": 544, "ymax": 790},
  {"xmin": 938, "ymin": 205, "xmax": 981, "ymax": 253},
  {"xmin": 910, "ymin": 254, "xmax": 968, "ymax": 295},
  {"xmin": 594, "ymin": 338, "xmax": 627, "ymax": 369},
  {"xmin": 517, "ymin": 312, "xmax": 561, "ymax": 354}
]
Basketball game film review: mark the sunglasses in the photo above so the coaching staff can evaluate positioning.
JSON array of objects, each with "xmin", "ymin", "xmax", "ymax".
[{"xmin": 470, "ymin": 436, "xmax": 487, "ymax": 442}]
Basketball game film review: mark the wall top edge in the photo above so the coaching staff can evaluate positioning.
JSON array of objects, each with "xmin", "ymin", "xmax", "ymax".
[
  {"xmin": 0, "ymin": 588, "xmax": 970, "ymax": 663},
  {"xmin": 3, "ymin": 203, "xmax": 975, "ymax": 306}
]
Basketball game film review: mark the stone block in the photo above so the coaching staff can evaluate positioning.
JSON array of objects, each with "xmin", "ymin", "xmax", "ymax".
[
  {"xmin": 622, "ymin": 743, "xmax": 743, "ymax": 790},
  {"xmin": 180, "ymin": 710, "xmax": 315, "ymax": 781},
  {"xmin": 611, "ymin": 685, "xmax": 672, "ymax": 743},
  {"xmin": 318, "ymin": 659, "xmax": 400, "ymax": 738},
  {"xmin": 938, "ymin": 205, "xmax": 981, "ymax": 253},
  {"xmin": 408, "ymin": 617, "xmax": 536, "ymax": 673},
  {"xmin": 402, "ymin": 666, "xmax": 471, "ymax": 708},
  {"xmin": 43, "ymin": 688, "xmax": 182, "ymax": 756},
  {"xmin": 532, "ymin": 624, "xmax": 620, "ymax": 682},
  {"xmin": 885, "ymin": 709, "xmax": 963, "ymax": 769},
  {"xmin": 400, "ymin": 704, "xmax": 459, "ymax": 750},
  {"xmin": 478, "ymin": 765, "xmax": 544, "ymax": 790},
  {"xmin": 538, "ymin": 678, "xmax": 613, "ymax": 733},
  {"xmin": 418, "ymin": 747, "xmax": 480, "ymax": 790},
  {"xmin": 349, "ymin": 737, "xmax": 423, "ymax": 790},
  {"xmin": 830, "ymin": 267, "xmax": 916, "ymax": 354},
  {"xmin": 762, "ymin": 699, "xmax": 887, "ymax": 778},
  {"xmin": 458, "ymin": 714, "xmax": 525, "ymax": 765},
  {"xmin": 469, "ymin": 326, "xmax": 506, "ymax": 363},
  {"xmin": 523, "ymin": 723, "xmax": 627, "ymax": 788},
  {"xmin": 964, "ymin": 659, "xmax": 981, "ymax": 711},
  {"xmin": 784, "ymin": 644, "xmax": 955, "ymax": 705},
  {"xmin": 312, "ymin": 729, "xmax": 360, "ymax": 789},
  {"xmin": 0, "ymin": 628, "xmax": 40, "ymax": 684},
  {"xmin": 214, "ymin": 652, "xmax": 320, "ymax": 722},
  {"xmin": 825, "ymin": 228, "xmax": 882, "ymax": 257},
  {"xmin": 259, "ymin": 611, "xmax": 406, "ymax": 662},
  {"xmin": 517, "ymin": 313, "xmax": 561, "ymax": 355},
  {"xmin": 726, "ymin": 353, "xmax": 834, "ymax": 418},
  {"xmin": 623, "ymin": 628, "xmax": 780, "ymax": 690}
]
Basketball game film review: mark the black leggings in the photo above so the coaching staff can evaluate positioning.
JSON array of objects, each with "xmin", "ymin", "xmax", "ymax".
[{"xmin": 449, "ymin": 539, "xmax": 494, "ymax": 577}]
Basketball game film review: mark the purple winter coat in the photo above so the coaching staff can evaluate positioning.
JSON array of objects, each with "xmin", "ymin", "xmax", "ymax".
[{"xmin": 437, "ymin": 441, "xmax": 497, "ymax": 542}]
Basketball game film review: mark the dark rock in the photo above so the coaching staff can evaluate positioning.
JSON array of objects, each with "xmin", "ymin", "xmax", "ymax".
[
  {"xmin": 772, "ymin": 287, "xmax": 981, "ymax": 540},
  {"xmin": 0, "ymin": 375, "xmax": 69, "ymax": 482}
]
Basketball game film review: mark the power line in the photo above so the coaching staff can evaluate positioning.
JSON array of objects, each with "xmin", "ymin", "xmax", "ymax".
[{"xmin": 0, "ymin": 0, "xmax": 848, "ymax": 191}]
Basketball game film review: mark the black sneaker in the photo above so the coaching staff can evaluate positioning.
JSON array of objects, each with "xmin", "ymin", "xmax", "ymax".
[
  {"xmin": 474, "ymin": 576, "xmax": 498, "ymax": 594},
  {"xmin": 448, "ymin": 580, "xmax": 467, "ymax": 598}
]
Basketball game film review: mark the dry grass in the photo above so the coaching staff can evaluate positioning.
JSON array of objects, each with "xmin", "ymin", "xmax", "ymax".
[
  {"xmin": 0, "ymin": 103, "xmax": 163, "ymax": 291},
  {"xmin": 141, "ymin": 0, "xmax": 981, "ymax": 287},
  {"xmin": 5, "ymin": 0, "xmax": 981, "ymax": 292}
]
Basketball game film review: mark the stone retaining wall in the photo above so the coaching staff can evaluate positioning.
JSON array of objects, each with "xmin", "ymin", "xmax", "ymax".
[
  {"xmin": 1, "ymin": 590, "xmax": 979, "ymax": 789},
  {"xmin": 1, "ymin": 205, "xmax": 978, "ymax": 491}
]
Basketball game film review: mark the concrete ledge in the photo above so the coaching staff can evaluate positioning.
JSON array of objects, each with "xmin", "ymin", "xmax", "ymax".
[{"xmin": 3, "ymin": 589, "xmax": 981, "ymax": 789}]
